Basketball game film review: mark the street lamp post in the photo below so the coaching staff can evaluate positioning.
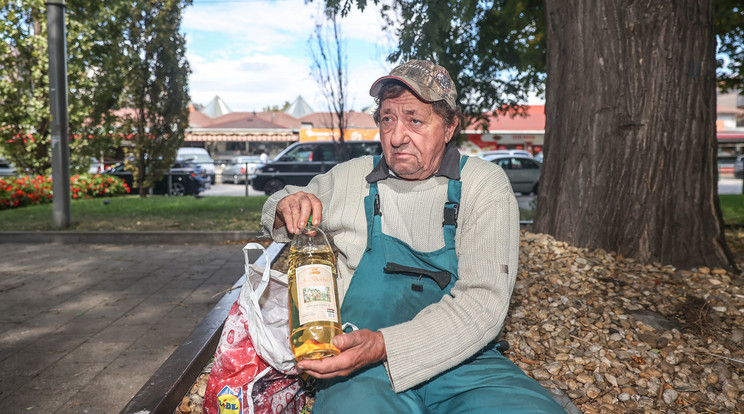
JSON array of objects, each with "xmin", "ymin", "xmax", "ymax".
[{"xmin": 46, "ymin": 0, "xmax": 71, "ymax": 228}]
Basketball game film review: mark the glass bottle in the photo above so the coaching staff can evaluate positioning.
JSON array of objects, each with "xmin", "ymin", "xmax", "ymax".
[{"xmin": 287, "ymin": 217, "xmax": 342, "ymax": 361}]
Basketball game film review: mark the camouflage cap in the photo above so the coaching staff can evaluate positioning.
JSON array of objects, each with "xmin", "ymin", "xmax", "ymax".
[{"xmin": 369, "ymin": 59, "xmax": 457, "ymax": 110}]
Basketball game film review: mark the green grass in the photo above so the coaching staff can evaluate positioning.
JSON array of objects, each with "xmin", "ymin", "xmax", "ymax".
[
  {"xmin": 720, "ymin": 194, "xmax": 744, "ymax": 226},
  {"xmin": 0, "ymin": 195, "xmax": 268, "ymax": 231},
  {"xmin": 2, "ymin": 194, "xmax": 743, "ymax": 231}
]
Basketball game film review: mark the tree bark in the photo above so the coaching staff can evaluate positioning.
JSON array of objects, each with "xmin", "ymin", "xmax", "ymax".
[{"xmin": 535, "ymin": 0, "xmax": 736, "ymax": 270}]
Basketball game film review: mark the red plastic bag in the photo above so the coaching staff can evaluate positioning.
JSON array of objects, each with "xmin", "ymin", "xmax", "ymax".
[{"xmin": 204, "ymin": 243, "xmax": 304, "ymax": 414}]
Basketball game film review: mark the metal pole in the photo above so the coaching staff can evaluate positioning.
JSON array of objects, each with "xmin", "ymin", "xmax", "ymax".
[
  {"xmin": 46, "ymin": 0, "xmax": 70, "ymax": 228},
  {"xmin": 242, "ymin": 163, "xmax": 247, "ymax": 196}
]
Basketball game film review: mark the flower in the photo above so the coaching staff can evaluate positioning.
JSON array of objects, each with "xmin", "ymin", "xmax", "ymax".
[{"xmin": 0, "ymin": 173, "xmax": 129, "ymax": 210}]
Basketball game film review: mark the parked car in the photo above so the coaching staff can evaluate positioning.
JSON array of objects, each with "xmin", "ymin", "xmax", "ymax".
[
  {"xmin": 221, "ymin": 156, "xmax": 263, "ymax": 184},
  {"xmin": 251, "ymin": 141, "xmax": 383, "ymax": 195},
  {"xmin": 485, "ymin": 154, "xmax": 542, "ymax": 195},
  {"xmin": 0, "ymin": 158, "xmax": 16, "ymax": 178},
  {"xmin": 177, "ymin": 147, "xmax": 216, "ymax": 184},
  {"xmin": 171, "ymin": 159, "xmax": 211, "ymax": 186},
  {"xmin": 479, "ymin": 149, "xmax": 534, "ymax": 159},
  {"xmin": 102, "ymin": 161, "xmax": 208, "ymax": 196},
  {"xmin": 735, "ymin": 154, "xmax": 744, "ymax": 179}
]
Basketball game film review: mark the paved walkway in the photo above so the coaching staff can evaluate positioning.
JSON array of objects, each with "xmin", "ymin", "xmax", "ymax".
[{"xmin": 0, "ymin": 241, "xmax": 247, "ymax": 414}]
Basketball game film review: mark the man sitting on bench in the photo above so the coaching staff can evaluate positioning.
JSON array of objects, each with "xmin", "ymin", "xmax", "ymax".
[{"xmin": 261, "ymin": 59, "xmax": 565, "ymax": 413}]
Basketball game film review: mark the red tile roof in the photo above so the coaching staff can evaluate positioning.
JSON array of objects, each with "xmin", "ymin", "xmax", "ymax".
[
  {"xmin": 188, "ymin": 109, "xmax": 212, "ymax": 128},
  {"xmin": 189, "ymin": 111, "xmax": 301, "ymax": 129},
  {"xmin": 299, "ymin": 111, "xmax": 377, "ymax": 129},
  {"xmin": 254, "ymin": 111, "xmax": 303, "ymax": 129},
  {"xmin": 206, "ymin": 115, "xmax": 286, "ymax": 129}
]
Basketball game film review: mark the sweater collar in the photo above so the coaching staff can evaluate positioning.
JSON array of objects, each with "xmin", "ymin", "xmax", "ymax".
[{"xmin": 366, "ymin": 142, "xmax": 461, "ymax": 183}]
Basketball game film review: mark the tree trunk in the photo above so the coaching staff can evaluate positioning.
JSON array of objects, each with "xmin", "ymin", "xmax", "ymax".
[{"xmin": 535, "ymin": 0, "xmax": 736, "ymax": 270}]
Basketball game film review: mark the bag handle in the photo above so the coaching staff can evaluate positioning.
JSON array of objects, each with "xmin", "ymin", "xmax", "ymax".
[{"xmin": 242, "ymin": 242, "xmax": 272, "ymax": 299}]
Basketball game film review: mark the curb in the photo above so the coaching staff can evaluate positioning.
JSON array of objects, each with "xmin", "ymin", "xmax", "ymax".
[{"xmin": 0, "ymin": 231, "xmax": 264, "ymax": 245}]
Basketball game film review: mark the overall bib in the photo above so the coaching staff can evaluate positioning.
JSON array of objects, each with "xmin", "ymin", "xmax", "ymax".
[{"xmin": 312, "ymin": 156, "xmax": 565, "ymax": 414}]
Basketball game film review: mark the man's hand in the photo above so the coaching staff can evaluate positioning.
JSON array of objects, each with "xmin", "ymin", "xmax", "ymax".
[
  {"xmin": 297, "ymin": 329, "xmax": 387, "ymax": 378},
  {"xmin": 274, "ymin": 191, "xmax": 323, "ymax": 234}
]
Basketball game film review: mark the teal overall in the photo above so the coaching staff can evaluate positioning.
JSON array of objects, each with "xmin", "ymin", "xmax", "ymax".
[{"xmin": 312, "ymin": 156, "xmax": 565, "ymax": 413}]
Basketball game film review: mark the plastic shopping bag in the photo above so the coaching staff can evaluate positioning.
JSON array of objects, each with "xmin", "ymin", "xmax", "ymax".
[{"xmin": 204, "ymin": 242, "xmax": 304, "ymax": 414}]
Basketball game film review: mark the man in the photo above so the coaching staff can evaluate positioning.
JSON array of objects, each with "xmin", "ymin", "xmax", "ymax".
[{"xmin": 261, "ymin": 60, "xmax": 565, "ymax": 413}]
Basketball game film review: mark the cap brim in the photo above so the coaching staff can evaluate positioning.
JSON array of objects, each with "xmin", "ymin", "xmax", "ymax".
[{"xmin": 368, "ymin": 75, "xmax": 436, "ymax": 103}]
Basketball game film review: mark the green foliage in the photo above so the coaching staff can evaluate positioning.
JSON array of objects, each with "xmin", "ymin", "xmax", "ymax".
[
  {"xmin": 0, "ymin": 0, "xmax": 128, "ymax": 175},
  {"xmin": 0, "ymin": 1, "xmax": 52, "ymax": 174},
  {"xmin": 716, "ymin": 0, "xmax": 744, "ymax": 92},
  {"xmin": 118, "ymin": 0, "xmax": 192, "ymax": 197},
  {"xmin": 263, "ymin": 101, "xmax": 291, "ymax": 112},
  {"xmin": 69, "ymin": 173, "xmax": 131, "ymax": 200},
  {"xmin": 0, "ymin": 173, "xmax": 129, "ymax": 210},
  {"xmin": 329, "ymin": 0, "xmax": 545, "ymax": 129},
  {"xmin": 0, "ymin": 0, "xmax": 192, "ymax": 192},
  {"xmin": 330, "ymin": 0, "xmax": 743, "ymax": 123}
]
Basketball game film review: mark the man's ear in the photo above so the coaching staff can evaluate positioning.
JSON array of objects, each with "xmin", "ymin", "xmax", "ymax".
[{"xmin": 444, "ymin": 118, "xmax": 459, "ymax": 143}]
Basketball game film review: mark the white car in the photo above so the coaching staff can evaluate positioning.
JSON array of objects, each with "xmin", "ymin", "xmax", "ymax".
[
  {"xmin": 0, "ymin": 158, "xmax": 16, "ymax": 178},
  {"xmin": 221, "ymin": 156, "xmax": 263, "ymax": 184},
  {"xmin": 478, "ymin": 149, "xmax": 533, "ymax": 159},
  {"xmin": 485, "ymin": 154, "xmax": 542, "ymax": 195},
  {"xmin": 177, "ymin": 147, "xmax": 216, "ymax": 184}
]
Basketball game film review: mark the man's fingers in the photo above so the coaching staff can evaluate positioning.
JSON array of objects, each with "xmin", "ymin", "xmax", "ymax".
[
  {"xmin": 296, "ymin": 330, "xmax": 386, "ymax": 379},
  {"xmin": 275, "ymin": 192, "xmax": 322, "ymax": 234},
  {"xmin": 297, "ymin": 195, "xmax": 313, "ymax": 231}
]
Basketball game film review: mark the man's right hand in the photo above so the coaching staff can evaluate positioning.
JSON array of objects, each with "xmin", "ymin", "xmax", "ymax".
[{"xmin": 274, "ymin": 191, "xmax": 323, "ymax": 234}]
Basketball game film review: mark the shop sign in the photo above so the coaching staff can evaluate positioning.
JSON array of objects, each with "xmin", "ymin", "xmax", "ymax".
[
  {"xmin": 300, "ymin": 128, "xmax": 379, "ymax": 142},
  {"xmin": 467, "ymin": 133, "xmax": 544, "ymax": 148}
]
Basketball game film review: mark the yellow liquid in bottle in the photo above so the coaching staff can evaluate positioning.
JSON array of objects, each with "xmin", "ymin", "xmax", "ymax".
[{"xmin": 288, "ymin": 245, "xmax": 342, "ymax": 361}]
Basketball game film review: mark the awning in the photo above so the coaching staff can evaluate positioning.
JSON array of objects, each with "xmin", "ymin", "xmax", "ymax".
[
  {"xmin": 718, "ymin": 132, "xmax": 744, "ymax": 143},
  {"xmin": 185, "ymin": 133, "xmax": 298, "ymax": 142}
]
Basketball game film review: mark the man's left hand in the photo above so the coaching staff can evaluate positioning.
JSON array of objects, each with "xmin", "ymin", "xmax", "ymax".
[{"xmin": 296, "ymin": 329, "xmax": 387, "ymax": 378}]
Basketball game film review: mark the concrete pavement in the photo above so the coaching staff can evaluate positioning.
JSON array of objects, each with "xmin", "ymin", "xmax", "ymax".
[{"xmin": 0, "ymin": 239, "xmax": 252, "ymax": 413}]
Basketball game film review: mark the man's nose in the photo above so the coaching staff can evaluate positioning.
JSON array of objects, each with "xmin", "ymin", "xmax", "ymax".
[{"xmin": 390, "ymin": 121, "xmax": 409, "ymax": 147}]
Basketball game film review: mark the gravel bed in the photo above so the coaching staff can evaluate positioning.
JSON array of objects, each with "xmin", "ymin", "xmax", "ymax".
[{"xmin": 176, "ymin": 230, "xmax": 744, "ymax": 414}]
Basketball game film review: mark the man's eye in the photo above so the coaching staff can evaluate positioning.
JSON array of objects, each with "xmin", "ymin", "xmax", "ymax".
[
  {"xmin": 411, "ymin": 119, "xmax": 422, "ymax": 125},
  {"xmin": 382, "ymin": 116, "xmax": 393, "ymax": 123}
]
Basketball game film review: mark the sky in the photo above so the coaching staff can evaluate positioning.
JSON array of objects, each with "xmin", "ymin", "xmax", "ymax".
[{"xmin": 182, "ymin": 0, "xmax": 399, "ymax": 113}]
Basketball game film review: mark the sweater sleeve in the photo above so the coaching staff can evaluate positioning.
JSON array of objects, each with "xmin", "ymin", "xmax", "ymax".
[
  {"xmin": 260, "ymin": 157, "xmax": 373, "ymax": 247},
  {"xmin": 378, "ymin": 159, "xmax": 520, "ymax": 392},
  {"xmin": 260, "ymin": 168, "xmax": 338, "ymax": 242}
]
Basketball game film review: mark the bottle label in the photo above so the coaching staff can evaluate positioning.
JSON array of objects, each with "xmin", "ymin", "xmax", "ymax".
[{"xmin": 296, "ymin": 264, "xmax": 338, "ymax": 325}]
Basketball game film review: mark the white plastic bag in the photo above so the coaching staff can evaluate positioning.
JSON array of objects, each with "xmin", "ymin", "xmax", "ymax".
[
  {"xmin": 240, "ymin": 242, "xmax": 297, "ymax": 374},
  {"xmin": 204, "ymin": 242, "xmax": 303, "ymax": 414}
]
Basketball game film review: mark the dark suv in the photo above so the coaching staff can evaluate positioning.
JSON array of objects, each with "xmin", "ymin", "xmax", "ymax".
[{"xmin": 251, "ymin": 141, "xmax": 383, "ymax": 194}]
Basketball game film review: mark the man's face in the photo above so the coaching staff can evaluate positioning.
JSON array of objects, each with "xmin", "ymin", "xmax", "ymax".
[{"xmin": 378, "ymin": 90, "xmax": 457, "ymax": 180}]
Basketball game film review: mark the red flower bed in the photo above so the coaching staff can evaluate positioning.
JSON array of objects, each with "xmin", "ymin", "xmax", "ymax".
[{"xmin": 0, "ymin": 174, "xmax": 130, "ymax": 210}]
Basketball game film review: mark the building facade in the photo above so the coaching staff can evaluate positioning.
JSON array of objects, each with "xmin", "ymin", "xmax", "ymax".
[{"xmin": 186, "ymin": 93, "xmax": 744, "ymax": 176}]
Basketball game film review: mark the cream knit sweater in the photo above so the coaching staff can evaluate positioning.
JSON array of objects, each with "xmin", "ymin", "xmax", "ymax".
[{"xmin": 261, "ymin": 154, "xmax": 519, "ymax": 392}]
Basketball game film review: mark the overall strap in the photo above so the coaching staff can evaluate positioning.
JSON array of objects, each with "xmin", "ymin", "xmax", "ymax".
[
  {"xmin": 363, "ymin": 156, "xmax": 383, "ymax": 248},
  {"xmin": 442, "ymin": 155, "xmax": 468, "ymax": 246}
]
